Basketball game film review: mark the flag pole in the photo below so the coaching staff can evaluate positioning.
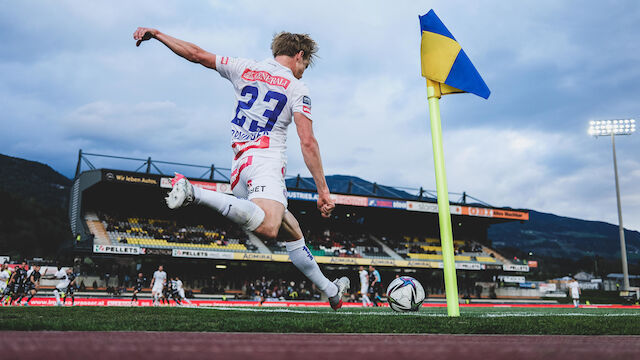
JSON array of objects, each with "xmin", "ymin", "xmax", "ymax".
[{"xmin": 426, "ymin": 79, "xmax": 460, "ymax": 317}]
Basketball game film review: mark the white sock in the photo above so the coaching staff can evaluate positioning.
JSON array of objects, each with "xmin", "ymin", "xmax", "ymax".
[
  {"xmin": 54, "ymin": 289, "xmax": 61, "ymax": 303},
  {"xmin": 286, "ymin": 238, "xmax": 338, "ymax": 298},
  {"xmin": 362, "ymin": 294, "xmax": 371, "ymax": 305},
  {"xmin": 194, "ymin": 187, "xmax": 265, "ymax": 231}
]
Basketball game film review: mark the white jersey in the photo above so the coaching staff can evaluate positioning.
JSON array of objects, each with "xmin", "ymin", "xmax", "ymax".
[
  {"xmin": 0, "ymin": 270, "xmax": 10, "ymax": 290},
  {"xmin": 55, "ymin": 269, "xmax": 70, "ymax": 290},
  {"xmin": 359, "ymin": 270, "xmax": 369, "ymax": 291},
  {"xmin": 568, "ymin": 281, "xmax": 580, "ymax": 299},
  {"xmin": 176, "ymin": 279, "xmax": 183, "ymax": 291},
  {"xmin": 0, "ymin": 270, "xmax": 9, "ymax": 284},
  {"xmin": 216, "ymin": 56, "xmax": 312, "ymax": 161},
  {"xmin": 152, "ymin": 271, "xmax": 167, "ymax": 287}
]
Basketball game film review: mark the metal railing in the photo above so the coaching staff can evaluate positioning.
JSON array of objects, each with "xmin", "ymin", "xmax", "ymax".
[{"xmin": 74, "ymin": 149, "xmax": 491, "ymax": 206}]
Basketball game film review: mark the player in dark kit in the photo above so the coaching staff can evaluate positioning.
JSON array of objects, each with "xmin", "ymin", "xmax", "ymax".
[
  {"xmin": 18, "ymin": 265, "xmax": 41, "ymax": 306},
  {"xmin": 130, "ymin": 273, "xmax": 145, "ymax": 305},
  {"xmin": 170, "ymin": 278, "xmax": 182, "ymax": 306},
  {"xmin": 8, "ymin": 262, "xmax": 28, "ymax": 306},
  {"xmin": 63, "ymin": 271, "xmax": 78, "ymax": 306},
  {"xmin": 162, "ymin": 278, "xmax": 172, "ymax": 306}
]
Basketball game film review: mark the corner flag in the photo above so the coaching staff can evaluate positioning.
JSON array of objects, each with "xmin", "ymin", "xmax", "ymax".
[
  {"xmin": 418, "ymin": 10, "xmax": 490, "ymax": 317},
  {"xmin": 419, "ymin": 10, "xmax": 490, "ymax": 99}
]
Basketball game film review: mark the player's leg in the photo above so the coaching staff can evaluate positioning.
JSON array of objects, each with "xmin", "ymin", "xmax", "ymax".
[
  {"xmin": 131, "ymin": 290, "xmax": 138, "ymax": 302},
  {"xmin": 14, "ymin": 291, "xmax": 25, "ymax": 306},
  {"xmin": 179, "ymin": 289, "xmax": 191, "ymax": 304},
  {"xmin": 25, "ymin": 288, "xmax": 36, "ymax": 305},
  {"xmin": 53, "ymin": 288, "xmax": 62, "ymax": 306},
  {"xmin": 167, "ymin": 174, "xmax": 266, "ymax": 236},
  {"xmin": 279, "ymin": 210, "xmax": 349, "ymax": 309}
]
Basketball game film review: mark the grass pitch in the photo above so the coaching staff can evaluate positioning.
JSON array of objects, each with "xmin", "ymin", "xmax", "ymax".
[{"xmin": 2, "ymin": 306, "xmax": 640, "ymax": 334}]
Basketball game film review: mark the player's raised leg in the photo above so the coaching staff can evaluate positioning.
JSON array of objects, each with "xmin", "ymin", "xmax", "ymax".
[{"xmin": 166, "ymin": 174, "xmax": 266, "ymax": 235}]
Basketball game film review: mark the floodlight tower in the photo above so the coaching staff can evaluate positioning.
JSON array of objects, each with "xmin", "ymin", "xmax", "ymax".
[{"xmin": 588, "ymin": 119, "xmax": 635, "ymax": 290}]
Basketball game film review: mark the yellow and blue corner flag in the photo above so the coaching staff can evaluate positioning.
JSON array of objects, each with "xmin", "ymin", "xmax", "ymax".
[{"xmin": 419, "ymin": 10, "xmax": 490, "ymax": 99}]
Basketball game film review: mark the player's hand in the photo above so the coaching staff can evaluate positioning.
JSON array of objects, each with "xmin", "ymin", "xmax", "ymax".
[
  {"xmin": 133, "ymin": 27, "xmax": 158, "ymax": 47},
  {"xmin": 317, "ymin": 192, "xmax": 335, "ymax": 218}
]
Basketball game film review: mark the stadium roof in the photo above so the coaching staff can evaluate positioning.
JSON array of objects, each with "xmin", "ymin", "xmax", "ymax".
[{"xmin": 75, "ymin": 150, "xmax": 501, "ymax": 208}]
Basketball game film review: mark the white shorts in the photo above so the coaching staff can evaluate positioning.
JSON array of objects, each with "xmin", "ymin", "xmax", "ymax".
[
  {"xmin": 231, "ymin": 155, "xmax": 288, "ymax": 207},
  {"xmin": 179, "ymin": 289, "xmax": 186, "ymax": 298},
  {"xmin": 152, "ymin": 284, "xmax": 163, "ymax": 294},
  {"xmin": 361, "ymin": 286, "xmax": 369, "ymax": 295},
  {"xmin": 0, "ymin": 282, "xmax": 6, "ymax": 292}
]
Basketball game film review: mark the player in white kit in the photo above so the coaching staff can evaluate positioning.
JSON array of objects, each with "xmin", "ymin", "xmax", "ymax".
[
  {"xmin": 53, "ymin": 268, "xmax": 74, "ymax": 306},
  {"xmin": 358, "ymin": 266, "xmax": 372, "ymax": 306},
  {"xmin": 174, "ymin": 276, "xmax": 192, "ymax": 305},
  {"xmin": 150, "ymin": 265, "xmax": 167, "ymax": 306},
  {"xmin": 0, "ymin": 264, "xmax": 10, "ymax": 305},
  {"xmin": 133, "ymin": 28, "xmax": 350, "ymax": 309},
  {"xmin": 568, "ymin": 278, "xmax": 581, "ymax": 308}
]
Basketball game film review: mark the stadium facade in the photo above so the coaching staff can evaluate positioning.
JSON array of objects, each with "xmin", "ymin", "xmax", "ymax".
[{"xmin": 68, "ymin": 152, "xmax": 531, "ymax": 289}]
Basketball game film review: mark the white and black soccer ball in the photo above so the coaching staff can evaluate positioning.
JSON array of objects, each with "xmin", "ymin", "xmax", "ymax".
[{"xmin": 386, "ymin": 276, "xmax": 426, "ymax": 312}]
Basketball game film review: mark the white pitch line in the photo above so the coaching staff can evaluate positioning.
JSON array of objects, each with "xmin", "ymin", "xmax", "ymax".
[{"xmin": 193, "ymin": 306, "xmax": 640, "ymax": 317}]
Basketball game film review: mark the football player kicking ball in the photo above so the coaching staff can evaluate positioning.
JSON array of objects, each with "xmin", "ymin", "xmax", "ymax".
[{"xmin": 133, "ymin": 28, "xmax": 349, "ymax": 309}]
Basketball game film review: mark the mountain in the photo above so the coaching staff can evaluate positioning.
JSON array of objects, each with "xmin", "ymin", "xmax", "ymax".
[
  {"xmin": 488, "ymin": 210, "xmax": 640, "ymax": 262},
  {"xmin": 0, "ymin": 154, "xmax": 73, "ymax": 259},
  {"xmin": 0, "ymin": 154, "xmax": 72, "ymax": 208}
]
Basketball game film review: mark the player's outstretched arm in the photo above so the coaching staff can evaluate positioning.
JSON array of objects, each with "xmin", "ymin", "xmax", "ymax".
[
  {"xmin": 293, "ymin": 112, "xmax": 335, "ymax": 218},
  {"xmin": 133, "ymin": 27, "xmax": 216, "ymax": 69}
]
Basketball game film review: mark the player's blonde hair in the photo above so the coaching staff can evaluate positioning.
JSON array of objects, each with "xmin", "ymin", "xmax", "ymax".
[{"xmin": 271, "ymin": 32, "xmax": 318, "ymax": 66}]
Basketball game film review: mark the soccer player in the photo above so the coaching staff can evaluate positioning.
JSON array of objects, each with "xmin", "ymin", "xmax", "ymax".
[
  {"xmin": 63, "ymin": 271, "xmax": 78, "ymax": 306},
  {"xmin": 133, "ymin": 28, "xmax": 350, "ymax": 309},
  {"xmin": 0, "ymin": 264, "xmax": 11, "ymax": 306},
  {"xmin": 20, "ymin": 265, "xmax": 41, "ymax": 306},
  {"xmin": 169, "ymin": 277, "xmax": 182, "ymax": 306},
  {"xmin": 131, "ymin": 272, "xmax": 145, "ymax": 305},
  {"xmin": 369, "ymin": 265, "xmax": 382, "ymax": 307},
  {"xmin": 568, "ymin": 278, "xmax": 581, "ymax": 308},
  {"xmin": 8, "ymin": 262, "xmax": 28, "ymax": 306},
  {"xmin": 150, "ymin": 265, "xmax": 166, "ymax": 306},
  {"xmin": 53, "ymin": 268, "xmax": 74, "ymax": 306},
  {"xmin": 174, "ymin": 276, "xmax": 192, "ymax": 305},
  {"xmin": 358, "ymin": 266, "xmax": 372, "ymax": 307}
]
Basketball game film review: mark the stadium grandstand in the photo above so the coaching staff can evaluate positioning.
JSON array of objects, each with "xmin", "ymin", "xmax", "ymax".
[{"xmin": 68, "ymin": 151, "xmax": 530, "ymax": 296}]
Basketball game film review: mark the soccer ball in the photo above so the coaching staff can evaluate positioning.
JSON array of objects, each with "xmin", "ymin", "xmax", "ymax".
[{"xmin": 386, "ymin": 276, "xmax": 425, "ymax": 312}]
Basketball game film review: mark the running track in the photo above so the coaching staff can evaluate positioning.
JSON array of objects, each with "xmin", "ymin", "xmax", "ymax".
[
  {"xmin": 14, "ymin": 297, "xmax": 640, "ymax": 308},
  {"xmin": 1, "ymin": 331, "xmax": 639, "ymax": 360}
]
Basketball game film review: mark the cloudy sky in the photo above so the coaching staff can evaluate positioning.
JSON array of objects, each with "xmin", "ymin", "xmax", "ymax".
[{"xmin": 1, "ymin": 1, "xmax": 639, "ymax": 230}]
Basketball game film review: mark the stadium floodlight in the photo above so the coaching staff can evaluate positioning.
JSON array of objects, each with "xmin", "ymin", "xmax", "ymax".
[
  {"xmin": 588, "ymin": 119, "xmax": 635, "ymax": 290},
  {"xmin": 588, "ymin": 119, "xmax": 635, "ymax": 137}
]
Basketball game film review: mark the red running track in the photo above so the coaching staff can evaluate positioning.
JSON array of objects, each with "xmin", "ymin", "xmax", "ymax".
[
  {"xmin": 12, "ymin": 297, "xmax": 640, "ymax": 308},
  {"xmin": 1, "ymin": 331, "xmax": 639, "ymax": 360}
]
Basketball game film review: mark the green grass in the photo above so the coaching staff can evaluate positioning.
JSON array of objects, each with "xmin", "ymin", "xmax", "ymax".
[{"xmin": 1, "ymin": 306, "xmax": 640, "ymax": 334}]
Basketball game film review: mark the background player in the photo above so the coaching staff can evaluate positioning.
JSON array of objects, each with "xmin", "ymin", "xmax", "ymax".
[
  {"xmin": 358, "ymin": 266, "xmax": 372, "ymax": 307},
  {"xmin": 0, "ymin": 264, "xmax": 10, "ymax": 305},
  {"xmin": 63, "ymin": 270, "xmax": 78, "ymax": 306},
  {"xmin": 6, "ymin": 261, "xmax": 28, "ymax": 306},
  {"xmin": 133, "ymin": 28, "xmax": 349, "ymax": 309},
  {"xmin": 369, "ymin": 266, "xmax": 382, "ymax": 307},
  {"xmin": 174, "ymin": 276, "xmax": 192, "ymax": 305},
  {"xmin": 53, "ymin": 267, "xmax": 73, "ymax": 306},
  {"xmin": 19, "ymin": 265, "xmax": 41, "ymax": 306},
  {"xmin": 150, "ymin": 265, "xmax": 166, "ymax": 306},
  {"xmin": 131, "ymin": 272, "xmax": 146, "ymax": 305},
  {"xmin": 568, "ymin": 278, "xmax": 581, "ymax": 308}
]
